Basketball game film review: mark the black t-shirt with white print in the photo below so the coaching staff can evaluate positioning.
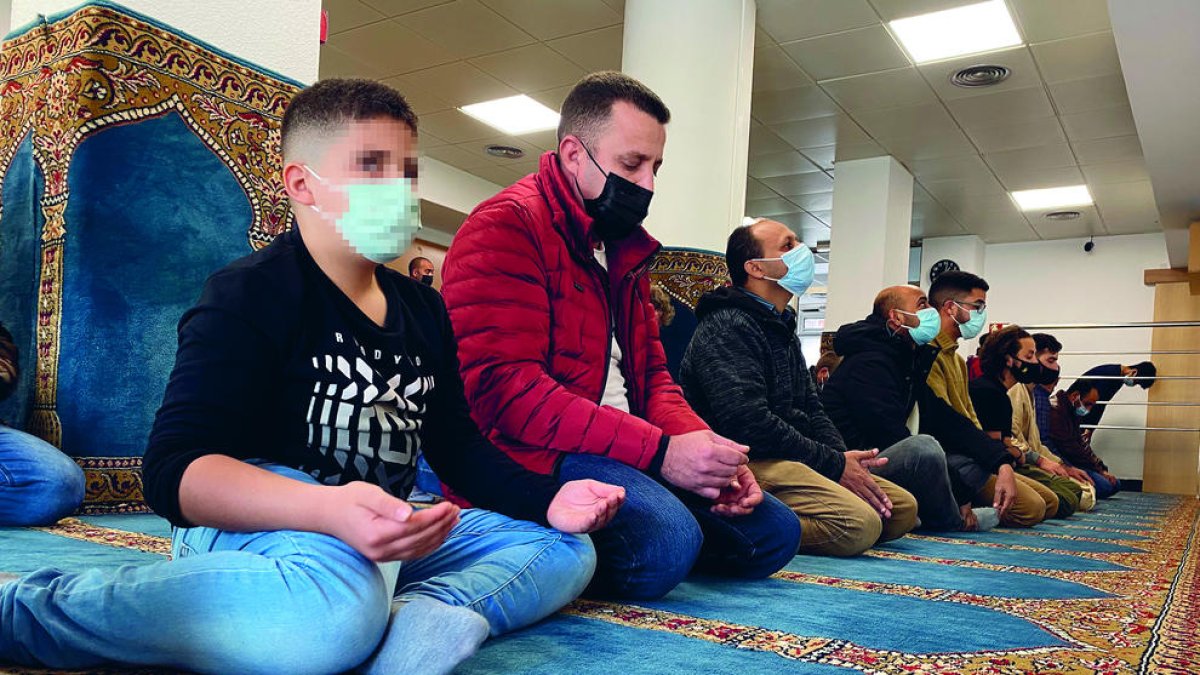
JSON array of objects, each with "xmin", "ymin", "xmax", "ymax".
[{"xmin": 143, "ymin": 227, "xmax": 559, "ymax": 528}]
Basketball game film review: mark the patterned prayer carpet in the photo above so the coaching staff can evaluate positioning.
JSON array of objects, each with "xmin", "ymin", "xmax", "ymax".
[{"xmin": 0, "ymin": 492, "xmax": 1195, "ymax": 674}]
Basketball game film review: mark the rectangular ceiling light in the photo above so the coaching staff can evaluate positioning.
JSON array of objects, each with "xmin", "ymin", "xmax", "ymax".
[
  {"xmin": 1011, "ymin": 185, "xmax": 1093, "ymax": 211},
  {"xmin": 460, "ymin": 95, "xmax": 560, "ymax": 135},
  {"xmin": 890, "ymin": 0, "xmax": 1022, "ymax": 64}
]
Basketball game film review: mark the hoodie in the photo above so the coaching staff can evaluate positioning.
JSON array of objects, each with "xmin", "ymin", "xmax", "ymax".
[{"xmin": 680, "ymin": 286, "xmax": 847, "ymax": 481}]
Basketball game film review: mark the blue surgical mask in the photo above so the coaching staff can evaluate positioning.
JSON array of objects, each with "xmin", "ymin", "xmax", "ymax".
[
  {"xmin": 753, "ymin": 246, "xmax": 815, "ymax": 297},
  {"xmin": 305, "ymin": 166, "xmax": 421, "ymax": 264},
  {"xmin": 896, "ymin": 307, "xmax": 940, "ymax": 346},
  {"xmin": 953, "ymin": 301, "xmax": 987, "ymax": 340},
  {"xmin": 1123, "ymin": 370, "xmax": 1138, "ymax": 387},
  {"xmin": 1071, "ymin": 396, "xmax": 1091, "ymax": 417}
]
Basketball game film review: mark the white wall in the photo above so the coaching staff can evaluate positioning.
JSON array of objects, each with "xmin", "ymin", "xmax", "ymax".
[
  {"xmin": 10, "ymin": 0, "xmax": 320, "ymax": 83},
  {"xmin": 0, "ymin": 0, "xmax": 11, "ymax": 40},
  {"xmin": 983, "ymin": 232, "xmax": 1170, "ymax": 479}
]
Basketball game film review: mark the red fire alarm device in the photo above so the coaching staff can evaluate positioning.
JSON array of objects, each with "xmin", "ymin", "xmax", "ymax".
[{"xmin": 320, "ymin": 10, "xmax": 328, "ymax": 44}]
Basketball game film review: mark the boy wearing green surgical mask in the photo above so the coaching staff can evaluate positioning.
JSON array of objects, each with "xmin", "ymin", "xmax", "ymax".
[{"xmin": 0, "ymin": 79, "xmax": 625, "ymax": 674}]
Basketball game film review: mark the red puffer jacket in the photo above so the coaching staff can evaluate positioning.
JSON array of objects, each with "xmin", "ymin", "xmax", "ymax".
[{"xmin": 441, "ymin": 151, "xmax": 708, "ymax": 483}]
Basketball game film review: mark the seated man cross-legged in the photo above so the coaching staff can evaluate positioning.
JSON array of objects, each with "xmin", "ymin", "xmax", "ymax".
[{"xmin": 681, "ymin": 220, "xmax": 917, "ymax": 556}]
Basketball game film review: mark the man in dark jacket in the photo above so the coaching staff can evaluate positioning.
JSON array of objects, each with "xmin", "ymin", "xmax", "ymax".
[
  {"xmin": 1048, "ymin": 380, "xmax": 1121, "ymax": 499},
  {"xmin": 681, "ymin": 220, "xmax": 917, "ymax": 556},
  {"xmin": 443, "ymin": 72, "xmax": 799, "ymax": 599},
  {"xmin": 821, "ymin": 285, "xmax": 1003, "ymax": 531}
]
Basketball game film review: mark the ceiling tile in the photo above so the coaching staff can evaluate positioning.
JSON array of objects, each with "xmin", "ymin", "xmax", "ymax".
[
  {"xmin": 601, "ymin": 0, "xmax": 623, "ymax": 12},
  {"xmin": 984, "ymin": 144, "xmax": 1078, "ymax": 177},
  {"xmin": 746, "ymin": 178, "xmax": 777, "ymax": 201},
  {"xmin": 325, "ymin": 0, "xmax": 386, "ymax": 34},
  {"xmin": 1029, "ymin": 32, "xmax": 1121, "ymax": 84},
  {"xmin": 458, "ymin": 135, "xmax": 544, "ymax": 165},
  {"xmin": 396, "ymin": 62, "xmax": 516, "ymax": 107},
  {"xmin": 964, "ymin": 116, "xmax": 1067, "ymax": 153},
  {"xmin": 530, "ymin": 85, "xmax": 575, "ymax": 112},
  {"xmin": 879, "ymin": 131, "xmax": 975, "ymax": 162},
  {"xmin": 753, "ymin": 47, "xmax": 815, "ymax": 93},
  {"xmin": 748, "ymin": 123, "xmax": 794, "ymax": 157},
  {"xmin": 780, "ymin": 26, "xmax": 910, "ymax": 81},
  {"xmin": 757, "ymin": 0, "xmax": 879, "ymax": 43},
  {"xmin": 832, "ymin": 139, "xmax": 887, "ymax": 163},
  {"xmin": 469, "ymin": 44, "xmax": 586, "ymax": 92},
  {"xmin": 362, "ymin": 0, "xmax": 453, "ymax": 16},
  {"xmin": 1091, "ymin": 180, "xmax": 1157, "ymax": 231},
  {"xmin": 1070, "ymin": 135, "xmax": 1142, "ymax": 164},
  {"xmin": 770, "ymin": 114, "xmax": 871, "ymax": 148},
  {"xmin": 820, "ymin": 67, "xmax": 935, "ymax": 111},
  {"xmin": 479, "ymin": 0, "xmax": 620, "ymax": 40},
  {"xmin": 761, "ymin": 171, "xmax": 835, "ymax": 196},
  {"xmin": 751, "ymin": 86, "xmax": 841, "ymax": 125},
  {"xmin": 325, "ymin": 19, "xmax": 458, "ymax": 76},
  {"xmin": 547, "ymin": 25, "xmax": 623, "ymax": 73},
  {"xmin": 319, "ymin": 43, "xmax": 388, "ymax": 80},
  {"xmin": 418, "ymin": 129, "xmax": 451, "ymax": 148},
  {"xmin": 798, "ymin": 144, "xmax": 835, "ymax": 170},
  {"xmin": 1061, "ymin": 105, "xmax": 1136, "ymax": 141},
  {"xmin": 918, "ymin": 46, "xmax": 1042, "ymax": 101},
  {"xmin": 908, "ymin": 154, "xmax": 994, "ymax": 182},
  {"xmin": 378, "ymin": 76, "xmax": 454, "ymax": 114},
  {"xmin": 423, "ymin": 143, "xmax": 495, "ymax": 170},
  {"xmin": 745, "ymin": 197, "xmax": 804, "ymax": 217},
  {"xmin": 996, "ymin": 164, "xmax": 1085, "ymax": 192},
  {"xmin": 401, "ymin": 0, "xmax": 536, "ymax": 60},
  {"xmin": 868, "ymin": 0, "xmax": 979, "ymax": 21},
  {"xmin": 1081, "ymin": 158, "xmax": 1150, "ymax": 186},
  {"xmin": 521, "ymin": 129, "xmax": 560, "ymax": 152},
  {"xmin": 1103, "ymin": 216, "xmax": 1160, "ymax": 235},
  {"xmin": 1047, "ymin": 72, "xmax": 1129, "ymax": 115},
  {"xmin": 755, "ymin": 25, "xmax": 777, "ymax": 48},
  {"xmin": 418, "ymin": 109, "xmax": 500, "ymax": 143},
  {"xmin": 791, "ymin": 192, "xmax": 834, "ymax": 212},
  {"xmin": 1010, "ymin": 0, "xmax": 1111, "ymax": 43},
  {"xmin": 1028, "ymin": 205, "xmax": 1104, "ymax": 240},
  {"xmin": 748, "ymin": 151, "xmax": 822, "ymax": 179},
  {"xmin": 920, "ymin": 175, "xmax": 1007, "ymax": 210},
  {"xmin": 467, "ymin": 164, "xmax": 526, "ymax": 186},
  {"xmin": 944, "ymin": 86, "xmax": 1054, "ymax": 129},
  {"xmin": 850, "ymin": 102, "xmax": 956, "ymax": 140}
]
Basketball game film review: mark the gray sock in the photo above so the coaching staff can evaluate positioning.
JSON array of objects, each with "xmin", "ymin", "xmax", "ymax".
[
  {"xmin": 972, "ymin": 507, "xmax": 999, "ymax": 531},
  {"xmin": 357, "ymin": 596, "xmax": 490, "ymax": 675}
]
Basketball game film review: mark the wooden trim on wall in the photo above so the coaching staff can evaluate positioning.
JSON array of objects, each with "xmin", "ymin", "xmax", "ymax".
[{"xmin": 1142, "ymin": 281, "xmax": 1200, "ymax": 496}]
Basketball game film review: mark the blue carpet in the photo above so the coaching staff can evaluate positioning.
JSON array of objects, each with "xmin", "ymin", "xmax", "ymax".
[{"xmin": 874, "ymin": 537, "xmax": 1128, "ymax": 571}]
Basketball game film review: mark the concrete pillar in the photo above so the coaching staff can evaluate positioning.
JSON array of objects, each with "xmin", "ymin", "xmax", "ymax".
[
  {"xmin": 622, "ymin": 0, "xmax": 756, "ymax": 252},
  {"xmin": 824, "ymin": 156, "xmax": 914, "ymax": 330}
]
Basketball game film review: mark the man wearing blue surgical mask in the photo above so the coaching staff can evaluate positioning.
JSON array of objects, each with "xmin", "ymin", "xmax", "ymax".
[
  {"xmin": 822, "ymin": 285, "xmax": 999, "ymax": 532},
  {"xmin": 681, "ymin": 221, "xmax": 921, "ymax": 557}
]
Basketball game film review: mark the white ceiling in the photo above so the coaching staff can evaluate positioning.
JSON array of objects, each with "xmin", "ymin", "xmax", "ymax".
[{"xmin": 320, "ymin": 0, "xmax": 1161, "ymax": 247}]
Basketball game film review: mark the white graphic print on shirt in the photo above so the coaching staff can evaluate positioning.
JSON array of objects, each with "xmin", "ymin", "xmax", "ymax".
[{"xmin": 304, "ymin": 330, "xmax": 434, "ymax": 496}]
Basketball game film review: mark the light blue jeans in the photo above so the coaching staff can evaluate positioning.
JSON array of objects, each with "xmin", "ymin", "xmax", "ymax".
[
  {"xmin": 0, "ymin": 425, "xmax": 85, "ymax": 526},
  {"xmin": 0, "ymin": 463, "xmax": 595, "ymax": 673}
]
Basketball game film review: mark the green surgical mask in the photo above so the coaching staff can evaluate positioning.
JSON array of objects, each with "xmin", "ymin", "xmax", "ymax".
[{"xmin": 305, "ymin": 166, "xmax": 420, "ymax": 264}]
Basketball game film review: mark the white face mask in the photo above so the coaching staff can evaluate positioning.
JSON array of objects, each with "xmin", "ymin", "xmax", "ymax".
[{"xmin": 305, "ymin": 166, "xmax": 421, "ymax": 264}]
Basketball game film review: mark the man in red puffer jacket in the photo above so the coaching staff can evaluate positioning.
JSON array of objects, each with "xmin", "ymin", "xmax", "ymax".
[{"xmin": 443, "ymin": 72, "xmax": 800, "ymax": 600}]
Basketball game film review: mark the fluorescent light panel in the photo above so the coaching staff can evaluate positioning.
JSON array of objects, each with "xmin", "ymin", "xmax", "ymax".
[
  {"xmin": 890, "ymin": 0, "xmax": 1022, "ymax": 64},
  {"xmin": 1011, "ymin": 185, "xmax": 1093, "ymax": 211},
  {"xmin": 460, "ymin": 95, "xmax": 559, "ymax": 135}
]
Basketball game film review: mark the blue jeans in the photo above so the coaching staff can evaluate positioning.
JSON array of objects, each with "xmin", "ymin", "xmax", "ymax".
[
  {"xmin": 0, "ymin": 426, "xmax": 84, "ymax": 526},
  {"xmin": 558, "ymin": 454, "xmax": 800, "ymax": 600},
  {"xmin": 1074, "ymin": 466, "xmax": 1120, "ymax": 499},
  {"xmin": 0, "ymin": 463, "xmax": 595, "ymax": 673},
  {"xmin": 872, "ymin": 434, "xmax": 964, "ymax": 531}
]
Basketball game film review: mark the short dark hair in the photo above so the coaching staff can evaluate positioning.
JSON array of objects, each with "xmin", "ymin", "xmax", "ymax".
[
  {"xmin": 1033, "ymin": 333, "xmax": 1062, "ymax": 354},
  {"xmin": 281, "ymin": 78, "xmax": 417, "ymax": 160},
  {"xmin": 557, "ymin": 71, "xmax": 670, "ymax": 145},
  {"xmin": 928, "ymin": 270, "xmax": 989, "ymax": 309},
  {"xmin": 408, "ymin": 256, "xmax": 431, "ymax": 274},
  {"xmin": 1131, "ymin": 360, "xmax": 1157, "ymax": 387},
  {"xmin": 726, "ymin": 223, "xmax": 764, "ymax": 288},
  {"xmin": 980, "ymin": 325, "xmax": 1030, "ymax": 379},
  {"xmin": 1068, "ymin": 378, "xmax": 1099, "ymax": 397}
]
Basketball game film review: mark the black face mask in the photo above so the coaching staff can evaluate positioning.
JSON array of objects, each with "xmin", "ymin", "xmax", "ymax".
[
  {"xmin": 576, "ymin": 143, "xmax": 653, "ymax": 242},
  {"xmin": 1036, "ymin": 363, "xmax": 1060, "ymax": 386},
  {"xmin": 420, "ymin": 274, "xmax": 434, "ymax": 286},
  {"xmin": 1010, "ymin": 357, "xmax": 1045, "ymax": 384}
]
